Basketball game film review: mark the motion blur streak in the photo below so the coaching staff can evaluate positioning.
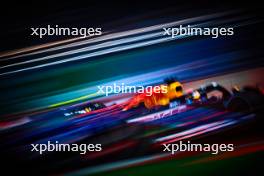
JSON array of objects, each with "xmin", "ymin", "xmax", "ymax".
[
  {"xmin": 0, "ymin": 11, "xmax": 258, "ymax": 76},
  {"xmin": 0, "ymin": 6, "xmax": 263, "ymax": 176},
  {"xmin": 66, "ymin": 153, "xmax": 170, "ymax": 176},
  {"xmin": 0, "ymin": 11, "xmax": 235, "ymax": 60}
]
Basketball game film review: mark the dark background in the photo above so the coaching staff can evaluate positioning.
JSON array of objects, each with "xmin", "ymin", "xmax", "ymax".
[{"xmin": 0, "ymin": 0, "xmax": 263, "ymax": 52}]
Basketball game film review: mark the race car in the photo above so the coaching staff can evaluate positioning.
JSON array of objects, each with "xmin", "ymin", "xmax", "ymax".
[
  {"xmin": 63, "ymin": 102, "xmax": 106, "ymax": 117},
  {"xmin": 123, "ymin": 78, "xmax": 184, "ymax": 111},
  {"xmin": 1, "ymin": 79, "xmax": 263, "ymax": 175},
  {"xmin": 123, "ymin": 78, "xmax": 264, "ymax": 114}
]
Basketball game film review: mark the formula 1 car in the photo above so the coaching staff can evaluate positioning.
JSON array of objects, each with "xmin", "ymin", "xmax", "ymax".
[
  {"xmin": 123, "ymin": 80, "xmax": 264, "ymax": 114},
  {"xmin": 1, "ymin": 80, "xmax": 263, "ymax": 175},
  {"xmin": 62, "ymin": 102, "xmax": 106, "ymax": 117}
]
